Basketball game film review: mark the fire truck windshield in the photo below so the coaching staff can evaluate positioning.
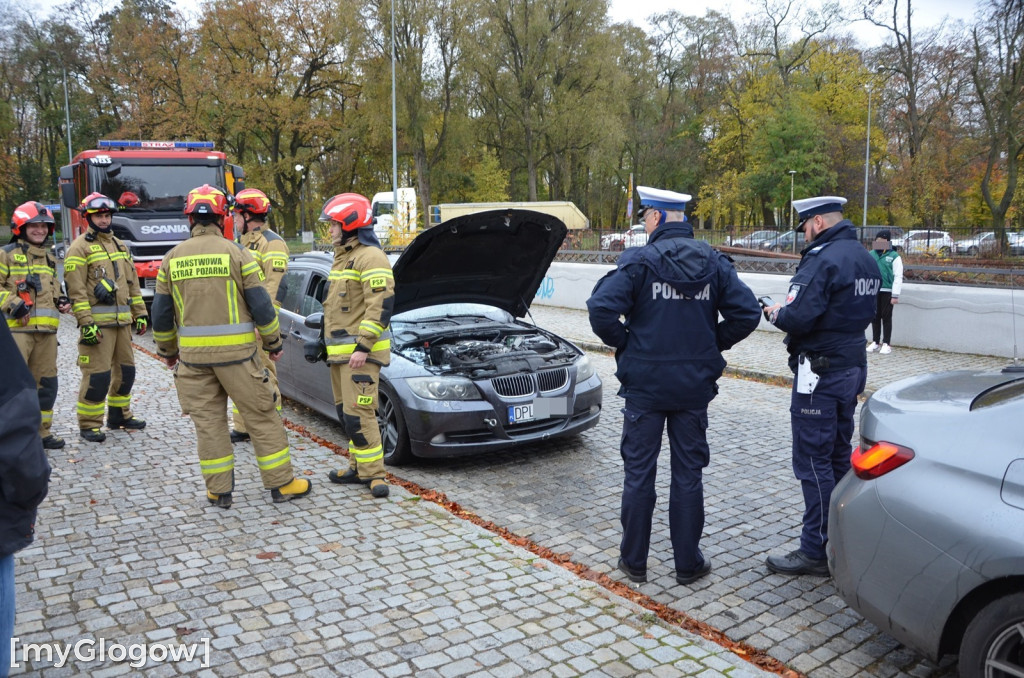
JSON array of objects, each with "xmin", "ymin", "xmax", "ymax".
[{"xmin": 91, "ymin": 163, "xmax": 223, "ymax": 211}]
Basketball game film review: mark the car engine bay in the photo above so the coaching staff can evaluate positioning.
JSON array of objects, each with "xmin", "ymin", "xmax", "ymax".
[{"xmin": 393, "ymin": 321, "xmax": 579, "ymax": 377}]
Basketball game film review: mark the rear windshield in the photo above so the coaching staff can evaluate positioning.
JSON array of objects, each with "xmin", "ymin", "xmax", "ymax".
[{"xmin": 973, "ymin": 378, "xmax": 1024, "ymax": 409}]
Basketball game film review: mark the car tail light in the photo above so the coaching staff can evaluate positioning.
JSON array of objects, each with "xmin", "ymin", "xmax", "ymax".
[{"xmin": 851, "ymin": 441, "xmax": 915, "ymax": 479}]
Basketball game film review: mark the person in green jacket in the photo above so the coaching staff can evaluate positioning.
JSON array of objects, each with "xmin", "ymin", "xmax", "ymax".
[{"xmin": 867, "ymin": 230, "xmax": 903, "ymax": 355}]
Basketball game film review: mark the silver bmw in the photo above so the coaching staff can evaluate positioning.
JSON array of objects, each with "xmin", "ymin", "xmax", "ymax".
[{"xmin": 828, "ymin": 368, "xmax": 1024, "ymax": 677}]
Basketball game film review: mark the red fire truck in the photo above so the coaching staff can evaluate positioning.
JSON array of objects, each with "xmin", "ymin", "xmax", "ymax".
[{"xmin": 58, "ymin": 140, "xmax": 245, "ymax": 300}]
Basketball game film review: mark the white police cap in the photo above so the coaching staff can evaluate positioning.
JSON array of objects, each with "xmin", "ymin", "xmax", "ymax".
[
  {"xmin": 792, "ymin": 196, "xmax": 847, "ymax": 222},
  {"xmin": 637, "ymin": 186, "xmax": 692, "ymax": 211}
]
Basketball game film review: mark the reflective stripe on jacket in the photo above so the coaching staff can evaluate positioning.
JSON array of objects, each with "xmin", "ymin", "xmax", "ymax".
[
  {"xmin": 152, "ymin": 225, "xmax": 282, "ymax": 366},
  {"xmin": 323, "ymin": 237, "xmax": 394, "ymax": 366},
  {"xmin": 0, "ymin": 243, "xmax": 62, "ymax": 333}
]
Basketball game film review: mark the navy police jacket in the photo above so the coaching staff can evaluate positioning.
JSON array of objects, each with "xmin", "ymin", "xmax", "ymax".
[
  {"xmin": 587, "ymin": 221, "xmax": 761, "ymax": 410},
  {"xmin": 772, "ymin": 220, "xmax": 880, "ymax": 373}
]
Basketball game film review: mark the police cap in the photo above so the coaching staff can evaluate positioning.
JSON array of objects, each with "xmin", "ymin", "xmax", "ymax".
[
  {"xmin": 637, "ymin": 186, "xmax": 691, "ymax": 216},
  {"xmin": 792, "ymin": 196, "xmax": 847, "ymax": 230}
]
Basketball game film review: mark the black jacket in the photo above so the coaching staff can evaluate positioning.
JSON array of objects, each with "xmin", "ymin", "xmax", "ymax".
[
  {"xmin": 0, "ymin": 321, "xmax": 50, "ymax": 559},
  {"xmin": 587, "ymin": 221, "xmax": 761, "ymax": 409}
]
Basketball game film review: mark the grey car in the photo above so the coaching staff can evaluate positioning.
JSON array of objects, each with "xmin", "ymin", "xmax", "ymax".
[
  {"xmin": 828, "ymin": 369, "xmax": 1024, "ymax": 678},
  {"xmin": 275, "ymin": 209, "xmax": 603, "ymax": 465}
]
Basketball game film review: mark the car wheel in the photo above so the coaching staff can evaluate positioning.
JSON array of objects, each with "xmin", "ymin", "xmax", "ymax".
[
  {"xmin": 939, "ymin": 246, "xmax": 951, "ymax": 257},
  {"xmin": 968, "ymin": 246, "xmax": 979, "ymax": 256},
  {"xmin": 377, "ymin": 382, "xmax": 412, "ymax": 466},
  {"xmin": 958, "ymin": 592, "xmax": 1024, "ymax": 678},
  {"xmin": 610, "ymin": 240, "xmax": 624, "ymax": 252}
]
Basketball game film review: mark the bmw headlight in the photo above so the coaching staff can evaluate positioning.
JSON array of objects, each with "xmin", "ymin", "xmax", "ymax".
[
  {"xmin": 575, "ymin": 354, "xmax": 596, "ymax": 382},
  {"xmin": 407, "ymin": 376, "xmax": 482, "ymax": 401}
]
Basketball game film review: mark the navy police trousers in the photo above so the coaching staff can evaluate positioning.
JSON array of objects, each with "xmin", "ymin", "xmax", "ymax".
[
  {"xmin": 789, "ymin": 365, "xmax": 867, "ymax": 560},
  {"xmin": 619, "ymin": 403, "xmax": 710, "ymax": 574}
]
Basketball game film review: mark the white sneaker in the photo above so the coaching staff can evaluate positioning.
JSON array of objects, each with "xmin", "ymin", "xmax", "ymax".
[
  {"xmin": 866, "ymin": 342, "xmax": 879, "ymax": 352},
  {"xmin": 879, "ymin": 344, "xmax": 892, "ymax": 354}
]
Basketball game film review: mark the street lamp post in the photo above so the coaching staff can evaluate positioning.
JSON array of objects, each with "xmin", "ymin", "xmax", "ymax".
[
  {"xmin": 788, "ymin": 170, "xmax": 796, "ymax": 252},
  {"xmin": 863, "ymin": 86, "xmax": 872, "ymax": 230},
  {"xmin": 295, "ymin": 164, "xmax": 306, "ymax": 240}
]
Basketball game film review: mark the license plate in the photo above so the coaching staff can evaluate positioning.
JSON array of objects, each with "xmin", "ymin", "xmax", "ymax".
[{"xmin": 508, "ymin": 403, "xmax": 535, "ymax": 424}]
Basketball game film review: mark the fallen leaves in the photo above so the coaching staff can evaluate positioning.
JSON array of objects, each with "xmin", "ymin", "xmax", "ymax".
[{"xmin": 255, "ymin": 552, "xmax": 279, "ymax": 560}]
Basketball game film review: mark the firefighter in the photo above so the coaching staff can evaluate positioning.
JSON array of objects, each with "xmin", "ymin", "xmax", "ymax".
[
  {"xmin": 320, "ymin": 193, "xmax": 394, "ymax": 499},
  {"xmin": 228, "ymin": 188, "xmax": 289, "ymax": 443},
  {"xmin": 0, "ymin": 202, "xmax": 73, "ymax": 449},
  {"xmin": 151, "ymin": 185, "xmax": 311, "ymax": 508},
  {"xmin": 64, "ymin": 193, "xmax": 148, "ymax": 443}
]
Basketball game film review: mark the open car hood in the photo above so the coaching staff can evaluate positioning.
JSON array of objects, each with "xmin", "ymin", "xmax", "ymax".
[{"xmin": 392, "ymin": 209, "xmax": 567, "ymax": 317}]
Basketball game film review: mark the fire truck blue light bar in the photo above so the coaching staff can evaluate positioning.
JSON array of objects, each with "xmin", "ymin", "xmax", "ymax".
[{"xmin": 97, "ymin": 140, "xmax": 216, "ymax": 150}]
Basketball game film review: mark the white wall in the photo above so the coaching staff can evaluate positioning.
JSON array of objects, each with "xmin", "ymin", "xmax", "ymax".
[{"xmin": 532, "ymin": 262, "xmax": 1024, "ymax": 358}]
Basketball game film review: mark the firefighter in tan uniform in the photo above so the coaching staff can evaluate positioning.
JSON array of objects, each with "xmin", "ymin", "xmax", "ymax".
[
  {"xmin": 320, "ymin": 193, "xmax": 395, "ymax": 498},
  {"xmin": 64, "ymin": 193, "xmax": 148, "ymax": 443},
  {"xmin": 0, "ymin": 202, "xmax": 72, "ymax": 449},
  {"xmin": 152, "ymin": 185, "xmax": 311, "ymax": 508},
  {"xmin": 229, "ymin": 188, "xmax": 289, "ymax": 443}
]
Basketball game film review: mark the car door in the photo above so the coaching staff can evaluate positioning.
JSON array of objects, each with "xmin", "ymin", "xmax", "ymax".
[
  {"xmin": 286, "ymin": 267, "xmax": 337, "ymax": 415},
  {"xmin": 274, "ymin": 267, "xmax": 310, "ymax": 399}
]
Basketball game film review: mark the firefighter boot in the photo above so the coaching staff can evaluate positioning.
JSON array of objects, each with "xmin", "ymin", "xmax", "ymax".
[
  {"xmin": 207, "ymin": 491, "xmax": 232, "ymax": 509},
  {"xmin": 42, "ymin": 435, "xmax": 65, "ymax": 450},
  {"xmin": 271, "ymin": 478, "xmax": 313, "ymax": 503},
  {"xmin": 230, "ymin": 430, "xmax": 250, "ymax": 443},
  {"xmin": 328, "ymin": 466, "xmax": 361, "ymax": 484},
  {"xmin": 108, "ymin": 409, "xmax": 147, "ymax": 430},
  {"xmin": 369, "ymin": 479, "xmax": 390, "ymax": 498},
  {"xmin": 80, "ymin": 428, "xmax": 106, "ymax": 443}
]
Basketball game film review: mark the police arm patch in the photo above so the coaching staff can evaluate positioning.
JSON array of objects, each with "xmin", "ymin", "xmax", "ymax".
[{"xmin": 786, "ymin": 284, "xmax": 801, "ymax": 305}]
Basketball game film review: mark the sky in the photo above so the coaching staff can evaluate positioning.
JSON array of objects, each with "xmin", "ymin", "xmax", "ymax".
[{"xmin": 607, "ymin": 0, "xmax": 981, "ymax": 45}]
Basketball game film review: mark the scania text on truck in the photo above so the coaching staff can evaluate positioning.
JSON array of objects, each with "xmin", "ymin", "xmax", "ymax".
[{"xmin": 58, "ymin": 140, "xmax": 245, "ymax": 300}]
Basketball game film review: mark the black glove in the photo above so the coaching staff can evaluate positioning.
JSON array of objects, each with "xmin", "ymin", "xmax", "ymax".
[
  {"xmin": 57, "ymin": 295, "xmax": 71, "ymax": 308},
  {"xmin": 93, "ymin": 278, "xmax": 117, "ymax": 305},
  {"xmin": 9, "ymin": 300, "xmax": 31, "ymax": 319},
  {"xmin": 80, "ymin": 323, "xmax": 102, "ymax": 345},
  {"xmin": 303, "ymin": 339, "xmax": 326, "ymax": 363}
]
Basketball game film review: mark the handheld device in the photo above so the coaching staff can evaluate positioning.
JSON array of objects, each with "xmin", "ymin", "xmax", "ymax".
[{"xmin": 758, "ymin": 296, "xmax": 774, "ymax": 309}]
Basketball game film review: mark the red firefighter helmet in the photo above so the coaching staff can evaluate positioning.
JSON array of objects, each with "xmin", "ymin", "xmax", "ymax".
[
  {"xmin": 233, "ymin": 188, "xmax": 271, "ymax": 216},
  {"xmin": 80, "ymin": 192, "xmax": 117, "ymax": 214},
  {"xmin": 319, "ymin": 193, "xmax": 372, "ymax": 231},
  {"xmin": 184, "ymin": 185, "xmax": 229, "ymax": 220},
  {"xmin": 11, "ymin": 201, "xmax": 56, "ymax": 238}
]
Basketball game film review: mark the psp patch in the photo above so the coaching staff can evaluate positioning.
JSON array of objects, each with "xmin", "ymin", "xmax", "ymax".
[
  {"xmin": 786, "ymin": 284, "xmax": 802, "ymax": 305},
  {"xmin": 356, "ymin": 395, "xmax": 374, "ymax": 406},
  {"xmin": 369, "ymin": 276, "xmax": 387, "ymax": 291}
]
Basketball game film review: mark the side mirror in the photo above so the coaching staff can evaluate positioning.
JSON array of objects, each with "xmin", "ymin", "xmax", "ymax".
[
  {"xmin": 60, "ymin": 182, "xmax": 77, "ymax": 209},
  {"xmin": 304, "ymin": 312, "xmax": 324, "ymax": 329}
]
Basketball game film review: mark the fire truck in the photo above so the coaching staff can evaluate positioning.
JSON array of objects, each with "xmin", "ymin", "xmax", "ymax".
[{"xmin": 58, "ymin": 140, "xmax": 245, "ymax": 300}]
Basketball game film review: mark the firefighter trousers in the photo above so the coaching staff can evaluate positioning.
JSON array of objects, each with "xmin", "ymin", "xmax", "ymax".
[
  {"xmin": 231, "ymin": 347, "xmax": 279, "ymax": 434},
  {"xmin": 174, "ymin": 354, "xmax": 295, "ymax": 494},
  {"xmin": 12, "ymin": 331, "xmax": 58, "ymax": 438},
  {"xmin": 76, "ymin": 325, "xmax": 136, "ymax": 430},
  {"xmin": 329, "ymin": 361, "xmax": 386, "ymax": 481}
]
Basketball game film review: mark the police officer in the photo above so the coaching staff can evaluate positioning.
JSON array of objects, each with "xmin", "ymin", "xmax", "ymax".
[
  {"xmin": 64, "ymin": 193, "xmax": 148, "ymax": 442},
  {"xmin": 152, "ymin": 185, "xmax": 311, "ymax": 508},
  {"xmin": 0, "ymin": 202, "xmax": 72, "ymax": 449},
  {"xmin": 587, "ymin": 186, "xmax": 761, "ymax": 586},
  {"xmin": 762, "ymin": 196, "xmax": 880, "ymax": 576},
  {"xmin": 320, "ymin": 193, "xmax": 395, "ymax": 499},
  {"xmin": 228, "ymin": 188, "xmax": 290, "ymax": 443}
]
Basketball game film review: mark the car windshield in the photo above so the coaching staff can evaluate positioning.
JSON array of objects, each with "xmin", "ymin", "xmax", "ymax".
[{"xmin": 393, "ymin": 303, "xmax": 513, "ymax": 325}]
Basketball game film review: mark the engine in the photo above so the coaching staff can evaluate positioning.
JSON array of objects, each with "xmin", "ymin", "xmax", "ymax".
[{"xmin": 395, "ymin": 331, "xmax": 574, "ymax": 377}]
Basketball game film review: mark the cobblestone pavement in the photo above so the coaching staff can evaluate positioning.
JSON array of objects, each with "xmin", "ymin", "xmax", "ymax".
[
  {"xmin": 278, "ymin": 306, "xmax": 1009, "ymax": 678},
  {"xmin": 14, "ymin": 316, "xmax": 775, "ymax": 677}
]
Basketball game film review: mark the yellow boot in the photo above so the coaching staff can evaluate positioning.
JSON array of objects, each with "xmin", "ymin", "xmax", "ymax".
[{"xmin": 271, "ymin": 478, "xmax": 313, "ymax": 503}]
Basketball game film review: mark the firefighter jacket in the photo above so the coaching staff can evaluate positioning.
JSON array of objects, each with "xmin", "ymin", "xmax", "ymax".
[
  {"xmin": 240, "ymin": 224, "xmax": 289, "ymax": 306},
  {"xmin": 151, "ymin": 225, "xmax": 282, "ymax": 366},
  {"xmin": 64, "ymin": 229, "xmax": 145, "ymax": 328},
  {"xmin": 0, "ymin": 242, "xmax": 62, "ymax": 333},
  {"xmin": 323, "ymin": 236, "xmax": 394, "ymax": 366}
]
